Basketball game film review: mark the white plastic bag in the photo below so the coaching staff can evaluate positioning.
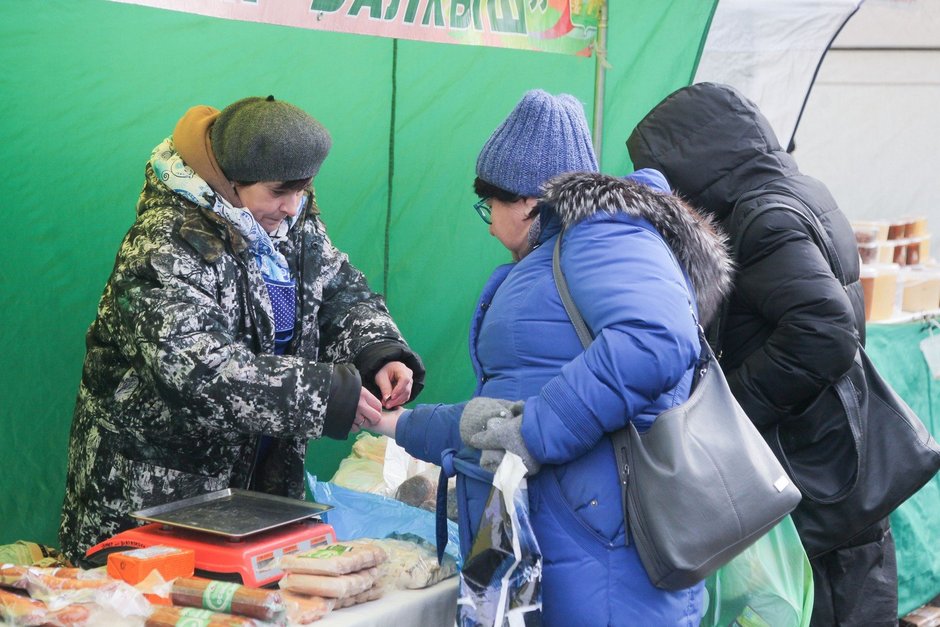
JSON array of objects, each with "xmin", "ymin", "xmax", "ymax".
[
  {"xmin": 457, "ymin": 452, "xmax": 542, "ymax": 627},
  {"xmin": 383, "ymin": 438, "xmax": 436, "ymax": 494},
  {"xmin": 330, "ymin": 433, "xmax": 388, "ymax": 495}
]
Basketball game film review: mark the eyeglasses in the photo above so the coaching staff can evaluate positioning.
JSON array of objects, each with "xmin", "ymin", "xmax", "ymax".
[{"xmin": 473, "ymin": 198, "xmax": 492, "ymax": 225}]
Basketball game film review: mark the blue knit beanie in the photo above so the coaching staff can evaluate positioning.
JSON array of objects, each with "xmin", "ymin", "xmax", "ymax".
[{"xmin": 476, "ymin": 90, "xmax": 598, "ymax": 197}]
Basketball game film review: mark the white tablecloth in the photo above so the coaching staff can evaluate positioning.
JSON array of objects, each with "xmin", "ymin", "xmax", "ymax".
[{"xmin": 315, "ymin": 577, "xmax": 458, "ymax": 627}]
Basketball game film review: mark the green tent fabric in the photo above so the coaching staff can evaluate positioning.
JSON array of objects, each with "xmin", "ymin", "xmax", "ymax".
[
  {"xmin": 0, "ymin": 0, "xmax": 716, "ymax": 549},
  {"xmin": 865, "ymin": 322, "xmax": 940, "ymax": 616}
]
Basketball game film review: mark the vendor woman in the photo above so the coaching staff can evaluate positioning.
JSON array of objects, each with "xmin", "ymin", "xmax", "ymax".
[{"xmin": 59, "ymin": 95, "xmax": 424, "ymax": 562}]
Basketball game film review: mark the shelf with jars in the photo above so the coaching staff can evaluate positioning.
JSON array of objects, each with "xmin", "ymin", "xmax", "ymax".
[{"xmin": 854, "ymin": 216, "xmax": 940, "ymax": 323}]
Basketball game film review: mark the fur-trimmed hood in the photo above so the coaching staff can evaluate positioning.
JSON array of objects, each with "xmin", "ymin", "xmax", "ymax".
[{"xmin": 541, "ymin": 172, "xmax": 734, "ymax": 327}]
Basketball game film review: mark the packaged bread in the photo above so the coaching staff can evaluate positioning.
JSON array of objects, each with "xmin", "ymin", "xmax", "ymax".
[
  {"xmin": 170, "ymin": 577, "xmax": 286, "ymax": 622},
  {"xmin": 334, "ymin": 584, "xmax": 384, "ymax": 609},
  {"xmin": 0, "ymin": 587, "xmax": 90, "ymax": 626},
  {"xmin": 145, "ymin": 605, "xmax": 260, "ymax": 627},
  {"xmin": 281, "ymin": 591, "xmax": 335, "ymax": 624},
  {"xmin": 1, "ymin": 565, "xmax": 108, "ymax": 590},
  {"xmin": 6, "ymin": 567, "xmax": 150, "ymax": 622},
  {"xmin": 1, "ymin": 564, "xmax": 91, "ymax": 587},
  {"xmin": 394, "ymin": 469, "xmax": 439, "ymax": 511},
  {"xmin": 279, "ymin": 567, "xmax": 378, "ymax": 598},
  {"xmin": 29, "ymin": 573, "xmax": 115, "ymax": 591},
  {"xmin": 278, "ymin": 542, "xmax": 387, "ymax": 576},
  {"xmin": 360, "ymin": 535, "xmax": 458, "ymax": 589}
]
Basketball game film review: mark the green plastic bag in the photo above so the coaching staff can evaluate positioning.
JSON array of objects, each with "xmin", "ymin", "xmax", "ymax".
[
  {"xmin": 0, "ymin": 541, "xmax": 71, "ymax": 568},
  {"xmin": 703, "ymin": 515, "xmax": 814, "ymax": 627}
]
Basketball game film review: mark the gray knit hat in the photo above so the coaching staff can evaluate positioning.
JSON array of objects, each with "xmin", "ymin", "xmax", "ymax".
[
  {"xmin": 210, "ymin": 95, "xmax": 332, "ymax": 183},
  {"xmin": 476, "ymin": 90, "xmax": 598, "ymax": 197}
]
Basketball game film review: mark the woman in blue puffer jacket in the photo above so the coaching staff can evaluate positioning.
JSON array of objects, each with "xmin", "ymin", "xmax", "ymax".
[{"xmin": 373, "ymin": 90, "xmax": 733, "ymax": 625}]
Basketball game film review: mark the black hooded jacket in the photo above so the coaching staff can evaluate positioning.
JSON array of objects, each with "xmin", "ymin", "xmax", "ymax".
[{"xmin": 628, "ymin": 82, "xmax": 865, "ymax": 431}]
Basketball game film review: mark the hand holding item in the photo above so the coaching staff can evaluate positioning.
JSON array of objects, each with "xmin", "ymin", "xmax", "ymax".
[
  {"xmin": 350, "ymin": 387, "xmax": 383, "ymax": 434},
  {"xmin": 374, "ymin": 361, "xmax": 414, "ymax": 409},
  {"xmin": 459, "ymin": 398, "xmax": 540, "ymax": 475}
]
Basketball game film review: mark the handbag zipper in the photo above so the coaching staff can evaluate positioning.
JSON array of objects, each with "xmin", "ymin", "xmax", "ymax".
[{"xmin": 620, "ymin": 444, "xmax": 631, "ymax": 547}]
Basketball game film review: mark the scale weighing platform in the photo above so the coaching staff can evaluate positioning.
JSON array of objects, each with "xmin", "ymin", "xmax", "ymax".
[{"xmin": 85, "ymin": 489, "xmax": 336, "ymax": 587}]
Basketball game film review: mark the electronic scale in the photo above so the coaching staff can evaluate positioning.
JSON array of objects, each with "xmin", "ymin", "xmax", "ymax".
[{"xmin": 85, "ymin": 489, "xmax": 336, "ymax": 587}]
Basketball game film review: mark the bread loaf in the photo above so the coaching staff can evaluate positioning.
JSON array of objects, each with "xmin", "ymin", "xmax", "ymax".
[
  {"xmin": 278, "ymin": 543, "xmax": 386, "ymax": 576},
  {"xmin": 281, "ymin": 591, "xmax": 335, "ymax": 624},
  {"xmin": 279, "ymin": 567, "xmax": 378, "ymax": 598}
]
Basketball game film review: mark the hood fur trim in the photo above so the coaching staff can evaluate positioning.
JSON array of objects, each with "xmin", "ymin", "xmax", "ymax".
[{"xmin": 542, "ymin": 172, "xmax": 734, "ymax": 326}]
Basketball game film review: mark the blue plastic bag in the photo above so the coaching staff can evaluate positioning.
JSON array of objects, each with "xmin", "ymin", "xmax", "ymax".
[{"xmin": 306, "ymin": 473, "xmax": 461, "ymax": 563}]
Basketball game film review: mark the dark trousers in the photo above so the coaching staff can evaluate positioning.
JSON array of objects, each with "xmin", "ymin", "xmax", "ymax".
[{"xmin": 809, "ymin": 518, "xmax": 898, "ymax": 627}]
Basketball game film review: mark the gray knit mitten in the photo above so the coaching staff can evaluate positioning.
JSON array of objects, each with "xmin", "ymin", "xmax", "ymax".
[
  {"xmin": 459, "ymin": 397, "xmax": 523, "ymax": 444},
  {"xmin": 460, "ymin": 398, "xmax": 540, "ymax": 476}
]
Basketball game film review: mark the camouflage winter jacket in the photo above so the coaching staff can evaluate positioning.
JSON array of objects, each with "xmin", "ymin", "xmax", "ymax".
[{"xmin": 59, "ymin": 164, "xmax": 424, "ymax": 562}]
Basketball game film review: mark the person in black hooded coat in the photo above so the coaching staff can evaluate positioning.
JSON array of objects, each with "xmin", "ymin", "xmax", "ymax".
[{"xmin": 628, "ymin": 82, "xmax": 897, "ymax": 627}]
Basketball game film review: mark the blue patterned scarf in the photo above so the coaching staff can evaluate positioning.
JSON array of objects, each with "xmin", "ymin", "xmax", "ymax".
[
  {"xmin": 151, "ymin": 138, "xmax": 299, "ymax": 351},
  {"xmin": 150, "ymin": 137, "xmax": 303, "ymax": 284}
]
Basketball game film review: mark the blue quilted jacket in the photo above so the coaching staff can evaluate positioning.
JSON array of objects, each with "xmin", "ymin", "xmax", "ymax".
[{"xmin": 396, "ymin": 173, "xmax": 733, "ymax": 625}]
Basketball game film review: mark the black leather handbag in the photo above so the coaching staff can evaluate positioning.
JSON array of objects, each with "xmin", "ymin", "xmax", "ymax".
[{"xmin": 733, "ymin": 195, "xmax": 940, "ymax": 558}]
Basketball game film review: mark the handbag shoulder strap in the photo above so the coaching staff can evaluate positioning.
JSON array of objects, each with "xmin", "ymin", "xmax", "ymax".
[
  {"xmin": 710, "ymin": 191, "xmax": 846, "ymax": 353},
  {"xmin": 739, "ymin": 191, "xmax": 846, "ymax": 283},
  {"xmin": 552, "ymin": 225, "xmax": 712, "ymax": 546},
  {"xmin": 708, "ymin": 197, "xmax": 772, "ymax": 355},
  {"xmin": 552, "ymin": 226, "xmax": 705, "ymax": 346},
  {"xmin": 552, "ymin": 229, "xmax": 594, "ymax": 349}
]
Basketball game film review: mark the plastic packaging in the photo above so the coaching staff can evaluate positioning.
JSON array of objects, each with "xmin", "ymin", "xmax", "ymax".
[
  {"xmin": 333, "ymin": 584, "xmax": 383, "ymax": 608},
  {"xmin": 888, "ymin": 220, "xmax": 912, "ymax": 240},
  {"xmin": 107, "ymin": 545, "xmax": 195, "ymax": 585},
  {"xmin": 278, "ymin": 542, "xmax": 387, "ymax": 576},
  {"xmin": 857, "ymin": 241, "xmax": 893, "ymax": 265},
  {"xmin": 306, "ymin": 474, "xmax": 461, "ymax": 564},
  {"xmin": 892, "ymin": 239, "xmax": 911, "ymax": 266},
  {"xmin": 362, "ymin": 534, "xmax": 458, "ymax": 590},
  {"xmin": 330, "ymin": 433, "xmax": 389, "ymax": 495},
  {"xmin": 899, "ymin": 267, "xmax": 940, "ymax": 313},
  {"xmin": 279, "ymin": 568, "xmax": 378, "ymax": 599},
  {"xmin": 1, "ymin": 565, "xmax": 102, "ymax": 587},
  {"xmin": 280, "ymin": 591, "xmax": 335, "ymax": 624},
  {"xmin": 0, "ymin": 588, "xmax": 90, "ymax": 626},
  {"xmin": 394, "ymin": 468, "xmax": 439, "ymax": 512},
  {"xmin": 0, "ymin": 542, "xmax": 70, "ymax": 570},
  {"xmin": 860, "ymin": 264, "xmax": 900, "ymax": 321},
  {"xmin": 384, "ymin": 438, "xmax": 437, "ymax": 496},
  {"xmin": 18, "ymin": 569, "xmax": 150, "ymax": 620},
  {"xmin": 851, "ymin": 220, "xmax": 889, "ymax": 244},
  {"xmin": 457, "ymin": 453, "xmax": 542, "ymax": 627},
  {"xmin": 145, "ymin": 606, "xmax": 260, "ymax": 626},
  {"xmin": 702, "ymin": 516, "xmax": 814, "ymax": 627},
  {"xmin": 170, "ymin": 577, "xmax": 286, "ymax": 622}
]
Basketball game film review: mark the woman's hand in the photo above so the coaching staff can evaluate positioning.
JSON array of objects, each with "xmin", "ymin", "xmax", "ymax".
[
  {"xmin": 374, "ymin": 361, "xmax": 414, "ymax": 409},
  {"xmin": 350, "ymin": 387, "xmax": 383, "ymax": 434},
  {"xmin": 371, "ymin": 407, "xmax": 405, "ymax": 439}
]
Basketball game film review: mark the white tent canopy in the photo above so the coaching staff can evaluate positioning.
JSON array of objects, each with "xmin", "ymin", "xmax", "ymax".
[
  {"xmin": 795, "ymin": 0, "xmax": 940, "ymax": 224},
  {"xmin": 693, "ymin": 0, "xmax": 940, "ymax": 228},
  {"xmin": 694, "ymin": 0, "xmax": 862, "ymax": 150}
]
